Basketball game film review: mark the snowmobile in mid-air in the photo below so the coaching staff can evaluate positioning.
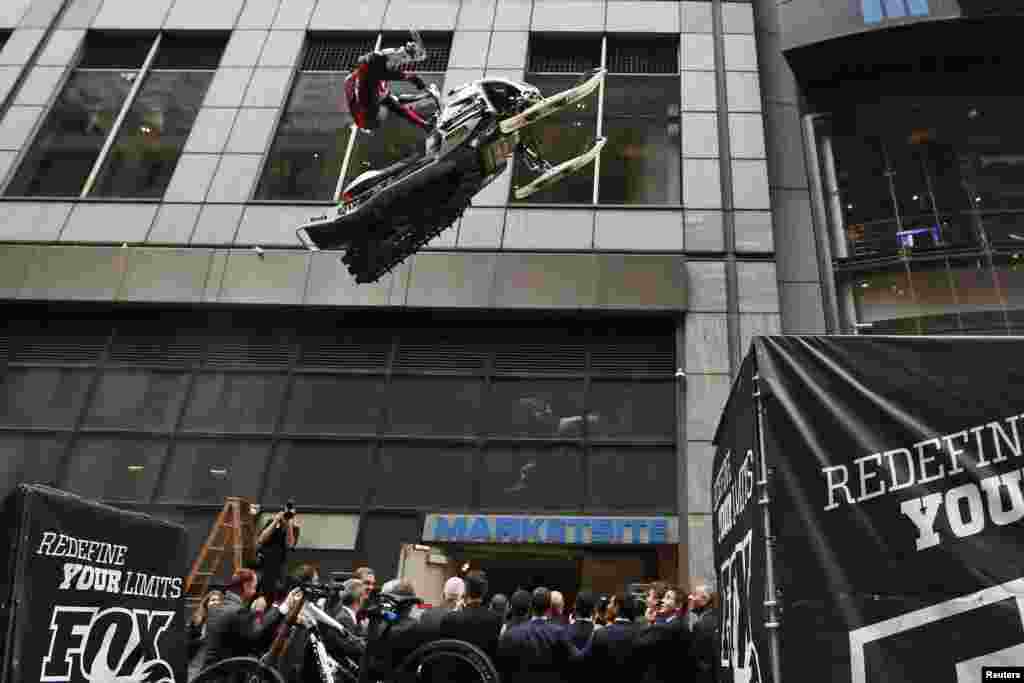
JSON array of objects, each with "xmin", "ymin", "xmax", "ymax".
[{"xmin": 295, "ymin": 68, "xmax": 607, "ymax": 284}]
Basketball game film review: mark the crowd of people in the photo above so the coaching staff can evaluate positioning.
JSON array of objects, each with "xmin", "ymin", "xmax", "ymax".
[
  {"xmin": 187, "ymin": 559, "xmax": 721, "ymax": 683},
  {"xmin": 186, "ymin": 506, "xmax": 721, "ymax": 681}
]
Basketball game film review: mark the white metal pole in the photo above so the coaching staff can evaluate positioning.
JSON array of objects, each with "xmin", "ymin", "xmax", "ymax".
[
  {"xmin": 753, "ymin": 372, "xmax": 783, "ymax": 683},
  {"xmin": 335, "ymin": 125, "xmax": 359, "ymax": 201},
  {"xmin": 592, "ymin": 36, "xmax": 607, "ymax": 205},
  {"xmin": 81, "ymin": 33, "xmax": 163, "ymax": 198}
]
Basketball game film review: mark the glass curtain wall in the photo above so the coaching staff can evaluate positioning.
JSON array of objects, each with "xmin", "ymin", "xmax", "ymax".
[{"xmin": 0, "ymin": 306, "xmax": 677, "ymax": 514}]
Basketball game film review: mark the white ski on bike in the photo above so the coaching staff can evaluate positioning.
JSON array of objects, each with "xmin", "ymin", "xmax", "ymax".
[
  {"xmin": 514, "ymin": 136, "xmax": 606, "ymax": 200},
  {"xmin": 499, "ymin": 68, "xmax": 606, "ymax": 135}
]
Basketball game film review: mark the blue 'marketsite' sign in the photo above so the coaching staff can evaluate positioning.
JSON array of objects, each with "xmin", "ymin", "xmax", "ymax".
[{"xmin": 422, "ymin": 514, "xmax": 680, "ymax": 545}]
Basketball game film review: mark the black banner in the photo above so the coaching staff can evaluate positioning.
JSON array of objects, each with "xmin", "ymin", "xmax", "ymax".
[
  {"xmin": 0, "ymin": 484, "xmax": 189, "ymax": 683},
  {"xmin": 738, "ymin": 337, "xmax": 1024, "ymax": 683},
  {"xmin": 711, "ymin": 353, "xmax": 770, "ymax": 683}
]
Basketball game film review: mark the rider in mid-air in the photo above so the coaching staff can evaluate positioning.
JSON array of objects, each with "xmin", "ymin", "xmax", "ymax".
[{"xmin": 345, "ymin": 32, "xmax": 434, "ymax": 134}]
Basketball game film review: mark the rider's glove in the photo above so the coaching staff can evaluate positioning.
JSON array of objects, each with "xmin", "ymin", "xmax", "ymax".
[{"xmin": 408, "ymin": 74, "xmax": 426, "ymax": 90}]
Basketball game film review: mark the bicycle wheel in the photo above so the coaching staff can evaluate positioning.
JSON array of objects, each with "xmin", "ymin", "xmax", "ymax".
[
  {"xmin": 191, "ymin": 657, "xmax": 287, "ymax": 683},
  {"xmin": 397, "ymin": 639, "xmax": 500, "ymax": 683}
]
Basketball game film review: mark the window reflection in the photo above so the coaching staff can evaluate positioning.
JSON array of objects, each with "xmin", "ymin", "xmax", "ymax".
[
  {"xmin": 599, "ymin": 76, "xmax": 681, "ymax": 205},
  {"xmin": 512, "ymin": 74, "xmax": 599, "ymax": 204},
  {"xmin": 93, "ymin": 71, "xmax": 213, "ymax": 197},
  {"xmin": 827, "ymin": 96, "xmax": 1024, "ymax": 257},
  {"xmin": 256, "ymin": 73, "xmax": 353, "ymax": 200},
  {"xmin": 6, "ymin": 33, "xmax": 225, "ymax": 199},
  {"xmin": 7, "ymin": 71, "xmax": 136, "ymax": 197}
]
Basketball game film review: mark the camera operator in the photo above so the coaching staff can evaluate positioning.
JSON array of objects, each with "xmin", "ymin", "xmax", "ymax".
[
  {"xmin": 202, "ymin": 569, "xmax": 303, "ymax": 669},
  {"xmin": 257, "ymin": 500, "xmax": 300, "ymax": 603}
]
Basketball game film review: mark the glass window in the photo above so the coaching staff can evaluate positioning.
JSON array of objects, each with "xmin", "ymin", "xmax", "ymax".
[
  {"xmin": 6, "ymin": 71, "xmax": 137, "ymax": 197},
  {"xmin": 256, "ymin": 72, "xmax": 353, "ymax": 200},
  {"xmin": 283, "ymin": 374, "xmax": 387, "ymax": 434},
  {"xmin": 825, "ymin": 94, "xmax": 1024, "ymax": 258},
  {"xmin": 479, "ymin": 445, "xmax": 583, "ymax": 510},
  {"xmin": 586, "ymin": 381, "xmax": 675, "ymax": 440},
  {"xmin": 158, "ymin": 439, "xmax": 269, "ymax": 503},
  {"xmin": 263, "ymin": 441, "xmax": 373, "ymax": 507},
  {"xmin": 385, "ymin": 376, "xmax": 484, "ymax": 436},
  {"xmin": 0, "ymin": 433, "xmax": 65, "ymax": 498},
  {"xmin": 6, "ymin": 32, "xmax": 225, "ymax": 198},
  {"xmin": 512, "ymin": 77, "xmax": 598, "ymax": 204},
  {"xmin": 517, "ymin": 34, "xmax": 680, "ymax": 206},
  {"xmin": 375, "ymin": 443, "xmax": 474, "ymax": 508},
  {"xmin": 84, "ymin": 370, "xmax": 189, "ymax": 430},
  {"xmin": 599, "ymin": 75, "xmax": 681, "ymax": 204},
  {"xmin": 588, "ymin": 446, "xmax": 676, "ymax": 509},
  {"xmin": 64, "ymin": 436, "xmax": 167, "ymax": 502},
  {"xmin": 182, "ymin": 373, "xmax": 286, "ymax": 433},
  {"xmin": 92, "ymin": 71, "xmax": 214, "ymax": 198},
  {"xmin": 258, "ymin": 33, "xmax": 452, "ymax": 201},
  {"xmin": 488, "ymin": 379, "xmax": 586, "ymax": 437},
  {"xmin": 851, "ymin": 266, "xmax": 919, "ymax": 324},
  {"xmin": 0, "ymin": 368, "xmax": 94, "ymax": 428}
]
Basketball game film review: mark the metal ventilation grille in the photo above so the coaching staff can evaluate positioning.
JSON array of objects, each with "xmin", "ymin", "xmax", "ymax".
[
  {"xmin": 203, "ymin": 333, "xmax": 292, "ymax": 369},
  {"xmin": 298, "ymin": 333, "xmax": 393, "ymax": 370},
  {"xmin": 528, "ymin": 36, "xmax": 602, "ymax": 73},
  {"xmin": 108, "ymin": 327, "xmax": 206, "ymax": 367},
  {"xmin": 8, "ymin": 322, "xmax": 110, "ymax": 365},
  {"xmin": 590, "ymin": 341, "xmax": 675, "ymax": 376},
  {"xmin": 302, "ymin": 33, "xmax": 452, "ymax": 73},
  {"xmin": 493, "ymin": 343, "xmax": 588, "ymax": 374},
  {"xmin": 606, "ymin": 37, "xmax": 678, "ymax": 74},
  {"xmin": 393, "ymin": 333, "xmax": 489, "ymax": 373},
  {"xmin": 302, "ymin": 36, "xmax": 378, "ymax": 72}
]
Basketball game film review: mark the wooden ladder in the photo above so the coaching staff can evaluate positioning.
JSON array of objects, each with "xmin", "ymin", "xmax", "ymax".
[{"xmin": 185, "ymin": 497, "xmax": 257, "ymax": 607}]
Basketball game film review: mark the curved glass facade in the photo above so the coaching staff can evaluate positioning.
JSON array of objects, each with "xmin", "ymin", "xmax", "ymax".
[{"xmin": 808, "ymin": 31, "xmax": 1024, "ymax": 335}]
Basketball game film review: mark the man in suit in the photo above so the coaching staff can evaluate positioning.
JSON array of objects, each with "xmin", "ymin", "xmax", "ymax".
[
  {"xmin": 202, "ymin": 569, "xmax": 302, "ymax": 669},
  {"xmin": 565, "ymin": 591, "xmax": 597, "ymax": 650},
  {"xmin": 335, "ymin": 578, "xmax": 366, "ymax": 636},
  {"xmin": 582, "ymin": 592, "xmax": 641, "ymax": 678},
  {"xmin": 633, "ymin": 604, "xmax": 696, "ymax": 683},
  {"xmin": 496, "ymin": 587, "xmax": 582, "ymax": 683},
  {"xmin": 440, "ymin": 570, "xmax": 503, "ymax": 663},
  {"xmin": 419, "ymin": 576, "xmax": 465, "ymax": 634}
]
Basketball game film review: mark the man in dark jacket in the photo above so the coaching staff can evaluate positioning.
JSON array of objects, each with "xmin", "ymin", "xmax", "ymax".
[
  {"xmin": 202, "ymin": 568, "xmax": 301, "ymax": 669},
  {"xmin": 689, "ymin": 586, "xmax": 720, "ymax": 683},
  {"xmin": 335, "ymin": 578, "xmax": 366, "ymax": 637},
  {"xmin": 583, "ymin": 592, "xmax": 641, "ymax": 677},
  {"xmin": 565, "ymin": 591, "xmax": 597, "ymax": 650},
  {"xmin": 496, "ymin": 587, "xmax": 582, "ymax": 683},
  {"xmin": 440, "ymin": 570, "xmax": 503, "ymax": 663},
  {"xmin": 418, "ymin": 576, "xmax": 465, "ymax": 635},
  {"xmin": 633, "ymin": 608, "xmax": 696, "ymax": 683}
]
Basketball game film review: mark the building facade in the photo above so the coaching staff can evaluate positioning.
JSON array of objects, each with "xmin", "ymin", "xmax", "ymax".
[
  {"xmin": 0, "ymin": 0, "xmax": 819, "ymax": 594},
  {"xmin": 776, "ymin": 0, "xmax": 1024, "ymax": 335}
]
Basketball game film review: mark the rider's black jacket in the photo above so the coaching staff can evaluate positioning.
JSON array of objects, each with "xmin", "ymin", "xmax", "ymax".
[{"xmin": 202, "ymin": 591, "xmax": 284, "ymax": 669}]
